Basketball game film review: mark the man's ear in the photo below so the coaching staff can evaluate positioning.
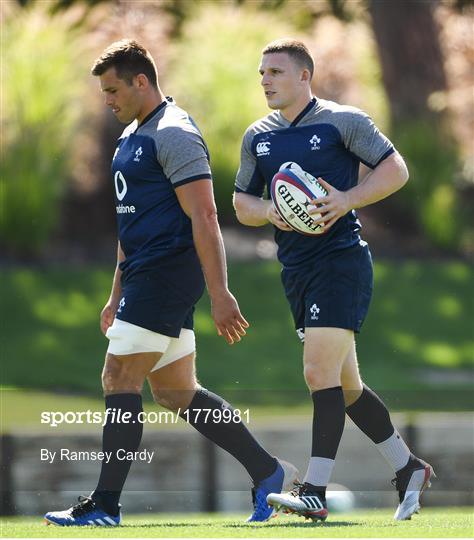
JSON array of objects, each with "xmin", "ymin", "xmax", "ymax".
[
  {"xmin": 301, "ymin": 68, "xmax": 312, "ymax": 84},
  {"xmin": 135, "ymin": 73, "xmax": 149, "ymax": 89}
]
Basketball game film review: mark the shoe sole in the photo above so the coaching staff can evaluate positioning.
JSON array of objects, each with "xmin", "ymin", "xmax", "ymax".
[
  {"xmin": 44, "ymin": 517, "xmax": 120, "ymax": 527},
  {"xmin": 394, "ymin": 464, "xmax": 435, "ymax": 521},
  {"xmin": 267, "ymin": 461, "xmax": 327, "ymax": 522},
  {"xmin": 44, "ymin": 518, "xmax": 72, "ymax": 527},
  {"xmin": 269, "ymin": 500, "xmax": 328, "ymax": 522},
  {"xmin": 267, "ymin": 490, "xmax": 328, "ymax": 523}
]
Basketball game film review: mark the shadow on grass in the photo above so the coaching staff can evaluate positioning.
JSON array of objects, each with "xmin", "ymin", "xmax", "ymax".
[
  {"xmin": 226, "ymin": 521, "xmax": 360, "ymax": 529},
  {"xmin": 121, "ymin": 520, "xmax": 360, "ymax": 529},
  {"xmin": 121, "ymin": 522, "xmax": 214, "ymax": 529}
]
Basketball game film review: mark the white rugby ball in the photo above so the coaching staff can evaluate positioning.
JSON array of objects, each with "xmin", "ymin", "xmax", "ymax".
[
  {"xmin": 326, "ymin": 484, "xmax": 355, "ymax": 513},
  {"xmin": 270, "ymin": 162, "xmax": 328, "ymax": 236}
]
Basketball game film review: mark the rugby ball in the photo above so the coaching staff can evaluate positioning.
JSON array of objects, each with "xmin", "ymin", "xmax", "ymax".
[
  {"xmin": 326, "ymin": 484, "xmax": 355, "ymax": 513},
  {"xmin": 270, "ymin": 162, "xmax": 328, "ymax": 235}
]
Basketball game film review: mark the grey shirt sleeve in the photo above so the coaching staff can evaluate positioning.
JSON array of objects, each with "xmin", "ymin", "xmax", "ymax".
[
  {"xmin": 157, "ymin": 126, "xmax": 212, "ymax": 187},
  {"xmin": 337, "ymin": 108, "xmax": 395, "ymax": 168},
  {"xmin": 235, "ymin": 128, "xmax": 266, "ymax": 196}
]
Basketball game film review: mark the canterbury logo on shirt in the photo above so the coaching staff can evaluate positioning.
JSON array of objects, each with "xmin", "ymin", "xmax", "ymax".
[{"xmin": 256, "ymin": 141, "xmax": 271, "ymax": 156}]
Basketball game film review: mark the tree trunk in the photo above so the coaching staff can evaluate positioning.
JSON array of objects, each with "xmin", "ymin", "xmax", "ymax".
[{"xmin": 368, "ymin": 0, "xmax": 448, "ymax": 122}]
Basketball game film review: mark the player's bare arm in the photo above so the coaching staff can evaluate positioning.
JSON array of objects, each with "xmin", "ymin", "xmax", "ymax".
[
  {"xmin": 358, "ymin": 162, "xmax": 372, "ymax": 183},
  {"xmin": 100, "ymin": 241, "xmax": 126, "ymax": 335},
  {"xmin": 176, "ymin": 179, "xmax": 249, "ymax": 345},
  {"xmin": 310, "ymin": 152, "xmax": 409, "ymax": 230},
  {"xmin": 233, "ymin": 192, "xmax": 292, "ymax": 231}
]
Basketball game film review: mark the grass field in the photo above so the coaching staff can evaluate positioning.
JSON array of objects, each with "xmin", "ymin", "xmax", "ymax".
[
  {"xmin": 1, "ymin": 260, "xmax": 473, "ymax": 409},
  {"xmin": 1, "ymin": 509, "xmax": 473, "ymax": 538}
]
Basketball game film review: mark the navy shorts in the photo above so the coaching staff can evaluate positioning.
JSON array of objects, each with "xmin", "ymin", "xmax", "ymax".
[
  {"xmin": 281, "ymin": 242, "xmax": 373, "ymax": 339},
  {"xmin": 115, "ymin": 249, "xmax": 206, "ymax": 338}
]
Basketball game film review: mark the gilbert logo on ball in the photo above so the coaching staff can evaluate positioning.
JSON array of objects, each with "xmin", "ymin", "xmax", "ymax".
[{"xmin": 270, "ymin": 162, "xmax": 328, "ymax": 236}]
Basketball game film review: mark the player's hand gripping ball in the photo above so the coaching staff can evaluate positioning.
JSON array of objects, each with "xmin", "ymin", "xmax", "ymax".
[{"xmin": 270, "ymin": 162, "xmax": 328, "ymax": 235}]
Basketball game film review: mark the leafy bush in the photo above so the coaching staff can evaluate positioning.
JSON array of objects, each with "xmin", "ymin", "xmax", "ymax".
[
  {"xmin": 164, "ymin": 4, "xmax": 290, "ymax": 219},
  {"xmin": 0, "ymin": 4, "xmax": 86, "ymax": 255},
  {"xmin": 394, "ymin": 119, "xmax": 466, "ymax": 250}
]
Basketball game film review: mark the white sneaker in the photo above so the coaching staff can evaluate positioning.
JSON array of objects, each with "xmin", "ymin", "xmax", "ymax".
[
  {"xmin": 392, "ymin": 455, "xmax": 435, "ymax": 520},
  {"xmin": 267, "ymin": 482, "xmax": 328, "ymax": 522}
]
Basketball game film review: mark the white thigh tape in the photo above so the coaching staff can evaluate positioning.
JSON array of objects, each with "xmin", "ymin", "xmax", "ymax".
[
  {"xmin": 106, "ymin": 319, "xmax": 171, "ymax": 355},
  {"xmin": 150, "ymin": 328, "xmax": 196, "ymax": 371}
]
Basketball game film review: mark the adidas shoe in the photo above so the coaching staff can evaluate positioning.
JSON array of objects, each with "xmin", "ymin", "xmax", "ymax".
[
  {"xmin": 267, "ymin": 482, "xmax": 328, "ymax": 522},
  {"xmin": 392, "ymin": 455, "xmax": 435, "ymax": 520},
  {"xmin": 246, "ymin": 459, "xmax": 299, "ymax": 522},
  {"xmin": 44, "ymin": 496, "xmax": 121, "ymax": 526}
]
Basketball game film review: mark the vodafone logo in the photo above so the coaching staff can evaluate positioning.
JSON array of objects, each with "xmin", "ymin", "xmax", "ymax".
[
  {"xmin": 114, "ymin": 170, "xmax": 127, "ymax": 201},
  {"xmin": 114, "ymin": 170, "xmax": 135, "ymax": 214}
]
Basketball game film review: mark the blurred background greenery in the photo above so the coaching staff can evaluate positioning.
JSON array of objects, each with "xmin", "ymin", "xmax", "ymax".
[
  {"xmin": 1, "ymin": 0, "xmax": 473, "ymax": 415},
  {"xmin": 1, "ymin": 260, "xmax": 473, "ymax": 413}
]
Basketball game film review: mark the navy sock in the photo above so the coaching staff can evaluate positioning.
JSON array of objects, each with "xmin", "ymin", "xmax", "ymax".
[
  {"xmin": 311, "ymin": 386, "xmax": 346, "ymax": 458},
  {"xmin": 92, "ymin": 393, "xmax": 143, "ymax": 516},
  {"xmin": 345, "ymin": 384, "xmax": 395, "ymax": 443},
  {"xmin": 181, "ymin": 388, "xmax": 277, "ymax": 484},
  {"xmin": 304, "ymin": 386, "xmax": 345, "ymax": 493}
]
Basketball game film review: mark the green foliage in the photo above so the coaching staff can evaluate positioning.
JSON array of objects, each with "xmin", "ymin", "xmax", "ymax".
[
  {"xmin": 1, "ymin": 261, "xmax": 472, "ymax": 409},
  {"xmin": 164, "ymin": 4, "xmax": 290, "ymax": 218},
  {"xmin": 0, "ymin": 5, "xmax": 86, "ymax": 255},
  {"xmin": 394, "ymin": 120, "xmax": 466, "ymax": 251}
]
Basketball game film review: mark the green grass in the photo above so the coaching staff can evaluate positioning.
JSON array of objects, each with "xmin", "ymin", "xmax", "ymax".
[
  {"xmin": 1, "ymin": 509, "xmax": 473, "ymax": 538},
  {"xmin": 1, "ymin": 261, "xmax": 473, "ymax": 409}
]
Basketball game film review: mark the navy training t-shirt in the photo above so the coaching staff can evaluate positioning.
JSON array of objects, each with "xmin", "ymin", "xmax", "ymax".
[
  {"xmin": 111, "ymin": 97, "xmax": 212, "ymax": 279},
  {"xmin": 235, "ymin": 97, "xmax": 394, "ymax": 270}
]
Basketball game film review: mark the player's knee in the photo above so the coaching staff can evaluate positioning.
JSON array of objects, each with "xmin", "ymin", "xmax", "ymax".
[
  {"xmin": 101, "ymin": 363, "xmax": 118, "ymax": 393},
  {"xmin": 101, "ymin": 358, "xmax": 142, "ymax": 395},
  {"xmin": 303, "ymin": 363, "xmax": 339, "ymax": 391},
  {"xmin": 303, "ymin": 364, "xmax": 322, "ymax": 389},
  {"xmin": 152, "ymin": 387, "xmax": 197, "ymax": 411},
  {"xmin": 152, "ymin": 389, "xmax": 174, "ymax": 410},
  {"xmin": 342, "ymin": 387, "xmax": 363, "ymax": 406}
]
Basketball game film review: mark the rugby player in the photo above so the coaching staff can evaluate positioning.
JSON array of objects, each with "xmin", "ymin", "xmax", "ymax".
[
  {"xmin": 44, "ymin": 39, "xmax": 297, "ymax": 527},
  {"xmin": 233, "ymin": 38, "xmax": 434, "ymax": 522}
]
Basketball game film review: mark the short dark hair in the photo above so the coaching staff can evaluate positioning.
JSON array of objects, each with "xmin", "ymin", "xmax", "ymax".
[
  {"xmin": 262, "ymin": 38, "xmax": 314, "ymax": 79},
  {"xmin": 91, "ymin": 39, "xmax": 158, "ymax": 88}
]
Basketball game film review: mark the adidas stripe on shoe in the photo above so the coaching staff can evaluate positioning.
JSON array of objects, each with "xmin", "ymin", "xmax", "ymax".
[
  {"xmin": 44, "ymin": 496, "xmax": 121, "ymax": 527},
  {"xmin": 267, "ymin": 482, "xmax": 328, "ymax": 522}
]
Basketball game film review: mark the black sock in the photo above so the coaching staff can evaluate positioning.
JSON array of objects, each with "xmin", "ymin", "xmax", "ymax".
[
  {"xmin": 312, "ymin": 386, "xmax": 346, "ymax": 459},
  {"xmin": 91, "ymin": 393, "xmax": 143, "ymax": 516},
  {"xmin": 345, "ymin": 384, "xmax": 394, "ymax": 443},
  {"xmin": 181, "ymin": 388, "xmax": 277, "ymax": 484},
  {"xmin": 304, "ymin": 387, "xmax": 345, "ymax": 494}
]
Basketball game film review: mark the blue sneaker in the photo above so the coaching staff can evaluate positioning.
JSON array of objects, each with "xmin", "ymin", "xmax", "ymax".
[
  {"xmin": 247, "ymin": 459, "xmax": 299, "ymax": 522},
  {"xmin": 44, "ymin": 496, "xmax": 121, "ymax": 526}
]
